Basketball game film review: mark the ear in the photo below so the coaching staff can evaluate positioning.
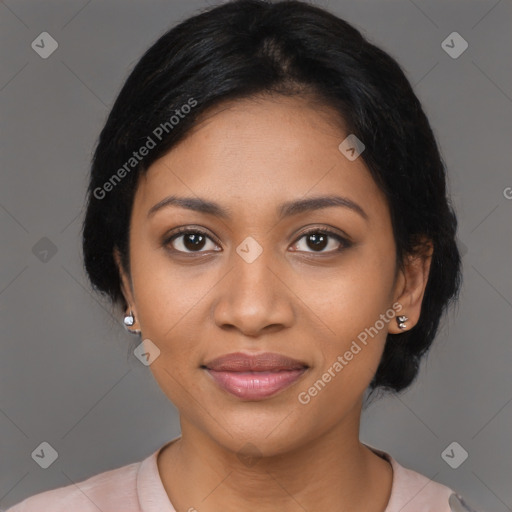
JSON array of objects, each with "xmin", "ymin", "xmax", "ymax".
[
  {"xmin": 113, "ymin": 247, "xmax": 136, "ymax": 317},
  {"xmin": 389, "ymin": 237, "xmax": 433, "ymax": 334}
]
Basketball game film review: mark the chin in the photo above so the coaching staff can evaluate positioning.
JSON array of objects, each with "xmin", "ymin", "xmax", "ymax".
[{"xmin": 205, "ymin": 416, "xmax": 308, "ymax": 458}]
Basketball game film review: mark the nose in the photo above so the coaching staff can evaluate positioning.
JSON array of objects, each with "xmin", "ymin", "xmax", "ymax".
[{"xmin": 212, "ymin": 245, "xmax": 295, "ymax": 337}]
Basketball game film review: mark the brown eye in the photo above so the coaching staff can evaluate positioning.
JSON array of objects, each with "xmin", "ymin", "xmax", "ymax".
[
  {"xmin": 166, "ymin": 229, "xmax": 220, "ymax": 253},
  {"xmin": 292, "ymin": 229, "xmax": 351, "ymax": 254}
]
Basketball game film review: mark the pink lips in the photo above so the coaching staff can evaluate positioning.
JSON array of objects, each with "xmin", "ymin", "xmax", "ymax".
[{"xmin": 203, "ymin": 352, "xmax": 309, "ymax": 400}]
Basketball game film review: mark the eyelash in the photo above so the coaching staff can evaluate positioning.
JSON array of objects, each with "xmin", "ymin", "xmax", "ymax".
[{"xmin": 163, "ymin": 226, "xmax": 352, "ymax": 255}]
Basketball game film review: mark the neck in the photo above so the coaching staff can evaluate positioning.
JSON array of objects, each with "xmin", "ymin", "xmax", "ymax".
[{"xmin": 157, "ymin": 403, "xmax": 393, "ymax": 512}]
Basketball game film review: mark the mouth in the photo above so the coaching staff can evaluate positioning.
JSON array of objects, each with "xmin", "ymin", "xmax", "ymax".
[{"xmin": 201, "ymin": 352, "xmax": 309, "ymax": 400}]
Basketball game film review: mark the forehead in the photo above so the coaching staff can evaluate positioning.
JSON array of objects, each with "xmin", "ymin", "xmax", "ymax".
[{"xmin": 132, "ymin": 95, "xmax": 388, "ymax": 225}]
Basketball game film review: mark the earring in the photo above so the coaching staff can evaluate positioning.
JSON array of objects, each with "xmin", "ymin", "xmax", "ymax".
[
  {"xmin": 123, "ymin": 310, "xmax": 141, "ymax": 335},
  {"xmin": 397, "ymin": 315, "xmax": 408, "ymax": 330},
  {"xmin": 123, "ymin": 311, "xmax": 135, "ymax": 327}
]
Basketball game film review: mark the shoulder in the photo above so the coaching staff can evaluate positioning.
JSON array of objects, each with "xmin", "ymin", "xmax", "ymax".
[
  {"xmin": 364, "ymin": 443, "xmax": 483, "ymax": 512},
  {"xmin": 4, "ymin": 460, "xmax": 141, "ymax": 512}
]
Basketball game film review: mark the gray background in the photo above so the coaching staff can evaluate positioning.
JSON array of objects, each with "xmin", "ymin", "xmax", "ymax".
[{"xmin": 1, "ymin": 0, "xmax": 511, "ymax": 510}]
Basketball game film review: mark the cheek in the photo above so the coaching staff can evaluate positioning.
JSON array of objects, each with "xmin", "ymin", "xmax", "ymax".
[
  {"xmin": 298, "ymin": 247, "xmax": 396, "ymax": 339},
  {"xmin": 293, "ymin": 250, "xmax": 396, "ymax": 400},
  {"xmin": 129, "ymin": 236, "xmax": 207, "ymax": 339},
  {"xmin": 126, "ymin": 245, "xmax": 210, "ymax": 405}
]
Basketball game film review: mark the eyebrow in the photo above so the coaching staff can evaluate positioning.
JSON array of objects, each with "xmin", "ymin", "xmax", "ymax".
[{"xmin": 147, "ymin": 194, "xmax": 368, "ymax": 221}]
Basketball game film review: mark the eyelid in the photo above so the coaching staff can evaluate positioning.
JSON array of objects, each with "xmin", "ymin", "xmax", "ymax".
[{"xmin": 295, "ymin": 225, "xmax": 352, "ymax": 243}]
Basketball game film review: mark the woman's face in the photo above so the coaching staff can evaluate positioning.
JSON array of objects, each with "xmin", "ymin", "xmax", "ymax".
[{"xmin": 116, "ymin": 95, "xmax": 419, "ymax": 455}]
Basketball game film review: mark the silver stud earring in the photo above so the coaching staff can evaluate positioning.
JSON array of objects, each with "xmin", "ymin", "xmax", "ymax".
[
  {"xmin": 123, "ymin": 310, "xmax": 140, "ymax": 335},
  {"xmin": 123, "ymin": 311, "xmax": 135, "ymax": 327},
  {"xmin": 397, "ymin": 315, "xmax": 408, "ymax": 330}
]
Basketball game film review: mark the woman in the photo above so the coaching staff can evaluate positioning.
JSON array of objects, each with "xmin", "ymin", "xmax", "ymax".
[{"xmin": 6, "ymin": 0, "xmax": 480, "ymax": 510}]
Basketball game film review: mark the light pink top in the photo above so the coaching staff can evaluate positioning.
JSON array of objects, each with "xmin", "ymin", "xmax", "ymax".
[{"xmin": 5, "ymin": 437, "xmax": 478, "ymax": 512}]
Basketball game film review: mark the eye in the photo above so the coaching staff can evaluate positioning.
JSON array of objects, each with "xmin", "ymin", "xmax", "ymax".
[
  {"xmin": 291, "ymin": 228, "xmax": 351, "ymax": 254},
  {"xmin": 164, "ymin": 226, "xmax": 351, "ymax": 255},
  {"xmin": 165, "ymin": 228, "xmax": 220, "ymax": 254}
]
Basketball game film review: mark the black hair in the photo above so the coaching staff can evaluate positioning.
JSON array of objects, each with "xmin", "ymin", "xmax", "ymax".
[{"xmin": 82, "ymin": 0, "xmax": 462, "ymax": 396}]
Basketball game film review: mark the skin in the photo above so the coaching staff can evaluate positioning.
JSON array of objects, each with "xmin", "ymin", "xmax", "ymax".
[{"xmin": 114, "ymin": 94, "xmax": 433, "ymax": 512}]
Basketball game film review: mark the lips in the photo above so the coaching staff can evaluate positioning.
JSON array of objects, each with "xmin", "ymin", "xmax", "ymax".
[
  {"xmin": 202, "ymin": 352, "xmax": 308, "ymax": 372},
  {"xmin": 202, "ymin": 352, "xmax": 309, "ymax": 400}
]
